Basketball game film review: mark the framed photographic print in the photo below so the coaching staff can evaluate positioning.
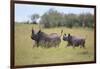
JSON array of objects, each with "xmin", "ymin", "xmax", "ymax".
[{"xmin": 10, "ymin": 0, "xmax": 96, "ymax": 69}]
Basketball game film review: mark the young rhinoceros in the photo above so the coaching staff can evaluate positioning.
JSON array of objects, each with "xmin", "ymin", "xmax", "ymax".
[{"xmin": 63, "ymin": 33, "xmax": 85, "ymax": 48}]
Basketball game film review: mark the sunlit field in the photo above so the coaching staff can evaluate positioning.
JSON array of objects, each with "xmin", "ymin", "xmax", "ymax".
[{"xmin": 15, "ymin": 23, "xmax": 95, "ymax": 66}]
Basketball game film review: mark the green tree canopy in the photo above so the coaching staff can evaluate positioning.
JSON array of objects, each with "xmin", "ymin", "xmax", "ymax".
[{"xmin": 31, "ymin": 14, "xmax": 39, "ymax": 24}]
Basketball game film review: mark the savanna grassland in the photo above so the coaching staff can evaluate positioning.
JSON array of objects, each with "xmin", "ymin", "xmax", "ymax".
[{"xmin": 15, "ymin": 23, "xmax": 95, "ymax": 66}]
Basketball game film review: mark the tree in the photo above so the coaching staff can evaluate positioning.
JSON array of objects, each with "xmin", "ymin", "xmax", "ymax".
[
  {"xmin": 40, "ymin": 9, "xmax": 63, "ymax": 28},
  {"xmin": 31, "ymin": 14, "xmax": 39, "ymax": 24},
  {"xmin": 64, "ymin": 14, "xmax": 79, "ymax": 28},
  {"xmin": 85, "ymin": 13, "xmax": 94, "ymax": 28},
  {"xmin": 79, "ymin": 13, "xmax": 94, "ymax": 28}
]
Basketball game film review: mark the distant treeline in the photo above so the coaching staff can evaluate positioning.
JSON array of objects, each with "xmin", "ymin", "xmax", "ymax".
[
  {"xmin": 16, "ymin": 9, "xmax": 94, "ymax": 28},
  {"xmin": 39, "ymin": 9, "xmax": 94, "ymax": 28}
]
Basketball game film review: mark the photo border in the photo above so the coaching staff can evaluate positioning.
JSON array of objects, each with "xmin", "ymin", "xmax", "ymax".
[{"xmin": 10, "ymin": 0, "xmax": 96, "ymax": 69}]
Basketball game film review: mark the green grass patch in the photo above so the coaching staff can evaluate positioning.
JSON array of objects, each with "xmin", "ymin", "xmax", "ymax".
[{"xmin": 15, "ymin": 23, "xmax": 95, "ymax": 66}]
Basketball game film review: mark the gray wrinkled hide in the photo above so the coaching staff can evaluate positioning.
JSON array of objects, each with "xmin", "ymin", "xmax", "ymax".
[
  {"xmin": 31, "ymin": 29, "xmax": 61, "ymax": 48},
  {"xmin": 63, "ymin": 34, "xmax": 85, "ymax": 48}
]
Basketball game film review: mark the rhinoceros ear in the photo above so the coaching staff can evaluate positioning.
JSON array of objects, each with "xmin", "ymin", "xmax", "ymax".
[
  {"xmin": 38, "ymin": 29, "xmax": 41, "ymax": 33},
  {"xmin": 32, "ymin": 28, "xmax": 34, "ymax": 34},
  {"xmin": 68, "ymin": 33, "xmax": 70, "ymax": 37}
]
